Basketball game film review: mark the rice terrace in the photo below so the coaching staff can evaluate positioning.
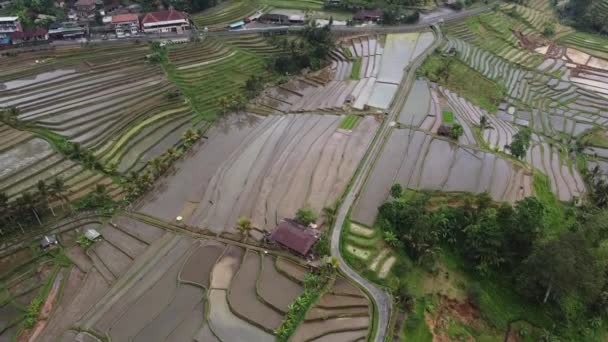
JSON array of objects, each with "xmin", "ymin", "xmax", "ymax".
[{"xmin": 1, "ymin": 0, "xmax": 608, "ymax": 340}]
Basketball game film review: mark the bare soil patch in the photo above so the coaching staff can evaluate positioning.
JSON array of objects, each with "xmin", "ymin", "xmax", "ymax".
[{"xmin": 210, "ymin": 245, "xmax": 244, "ymax": 289}]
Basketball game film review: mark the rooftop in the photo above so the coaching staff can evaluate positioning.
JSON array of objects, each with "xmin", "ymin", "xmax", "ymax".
[
  {"xmin": 353, "ymin": 9, "xmax": 383, "ymax": 20},
  {"xmin": 10, "ymin": 28, "xmax": 48, "ymax": 39},
  {"xmin": 111, "ymin": 13, "xmax": 138, "ymax": 23},
  {"xmin": 270, "ymin": 219, "xmax": 320, "ymax": 256},
  {"xmin": 141, "ymin": 9, "xmax": 187, "ymax": 24}
]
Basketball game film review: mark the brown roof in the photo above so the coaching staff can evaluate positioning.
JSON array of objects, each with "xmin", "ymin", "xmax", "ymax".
[
  {"xmin": 10, "ymin": 28, "xmax": 48, "ymax": 39},
  {"xmin": 270, "ymin": 219, "xmax": 320, "ymax": 256},
  {"xmin": 112, "ymin": 13, "xmax": 138, "ymax": 23},
  {"xmin": 353, "ymin": 9, "xmax": 383, "ymax": 20},
  {"xmin": 141, "ymin": 9, "xmax": 187, "ymax": 24}
]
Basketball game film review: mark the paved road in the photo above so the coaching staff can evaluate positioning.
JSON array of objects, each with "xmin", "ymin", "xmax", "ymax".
[
  {"xmin": 24, "ymin": 4, "xmax": 490, "ymax": 50},
  {"xmin": 329, "ymin": 26, "xmax": 444, "ymax": 342}
]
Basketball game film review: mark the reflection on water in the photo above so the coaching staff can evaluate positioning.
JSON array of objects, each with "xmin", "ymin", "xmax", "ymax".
[
  {"xmin": 217, "ymin": 113, "xmax": 263, "ymax": 135},
  {"xmin": 0, "ymin": 69, "xmax": 76, "ymax": 91}
]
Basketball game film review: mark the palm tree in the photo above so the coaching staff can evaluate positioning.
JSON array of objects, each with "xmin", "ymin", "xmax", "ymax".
[
  {"xmin": 50, "ymin": 177, "xmax": 69, "ymax": 212},
  {"xmin": 322, "ymin": 206, "xmax": 336, "ymax": 227},
  {"xmin": 231, "ymin": 94, "xmax": 247, "ymax": 114},
  {"xmin": 183, "ymin": 128, "xmax": 200, "ymax": 145},
  {"xmin": 36, "ymin": 180, "xmax": 55, "ymax": 216},
  {"xmin": 164, "ymin": 147, "xmax": 181, "ymax": 161},
  {"xmin": 149, "ymin": 157, "xmax": 164, "ymax": 177},
  {"xmin": 236, "ymin": 217, "xmax": 252, "ymax": 241},
  {"xmin": 18, "ymin": 192, "xmax": 42, "ymax": 226},
  {"xmin": 218, "ymin": 97, "xmax": 231, "ymax": 115}
]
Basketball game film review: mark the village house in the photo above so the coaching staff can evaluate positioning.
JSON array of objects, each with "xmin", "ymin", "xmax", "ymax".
[
  {"xmin": 353, "ymin": 9, "xmax": 383, "ymax": 22},
  {"xmin": 48, "ymin": 21, "xmax": 87, "ymax": 39},
  {"xmin": 74, "ymin": 0, "xmax": 96, "ymax": 17},
  {"xmin": 111, "ymin": 13, "xmax": 139, "ymax": 36},
  {"xmin": 0, "ymin": 16, "xmax": 21, "ymax": 44},
  {"xmin": 9, "ymin": 28, "xmax": 49, "ymax": 45},
  {"xmin": 269, "ymin": 219, "xmax": 320, "ymax": 257},
  {"xmin": 140, "ymin": 9, "xmax": 189, "ymax": 34}
]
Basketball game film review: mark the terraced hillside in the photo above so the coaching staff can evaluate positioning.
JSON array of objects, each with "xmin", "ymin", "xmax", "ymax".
[
  {"xmin": 0, "ymin": 123, "xmax": 120, "ymax": 201},
  {"xmin": 0, "ymin": 43, "xmax": 197, "ymax": 179},
  {"xmin": 168, "ymin": 39, "xmax": 267, "ymax": 119},
  {"xmin": 139, "ymin": 113, "xmax": 379, "ymax": 233},
  {"xmin": 254, "ymin": 33, "xmax": 435, "ymax": 113},
  {"xmin": 58, "ymin": 231, "xmax": 372, "ymax": 341},
  {"xmin": 192, "ymin": 0, "xmax": 263, "ymax": 31}
]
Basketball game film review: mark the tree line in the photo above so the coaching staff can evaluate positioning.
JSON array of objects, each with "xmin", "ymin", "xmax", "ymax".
[
  {"xmin": 268, "ymin": 25, "xmax": 336, "ymax": 74},
  {"xmin": 379, "ymin": 185, "xmax": 608, "ymax": 334}
]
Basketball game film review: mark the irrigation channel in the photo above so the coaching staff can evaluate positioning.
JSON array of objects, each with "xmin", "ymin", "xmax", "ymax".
[{"xmin": 330, "ymin": 25, "xmax": 443, "ymax": 342}]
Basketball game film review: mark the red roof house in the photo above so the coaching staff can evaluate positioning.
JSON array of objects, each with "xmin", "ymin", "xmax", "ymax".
[
  {"xmin": 140, "ymin": 9, "xmax": 189, "ymax": 34},
  {"xmin": 270, "ymin": 219, "xmax": 320, "ymax": 256},
  {"xmin": 111, "ymin": 13, "xmax": 138, "ymax": 24},
  {"xmin": 9, "ymin": 28, "xmax": 48, "ymax": 44}
]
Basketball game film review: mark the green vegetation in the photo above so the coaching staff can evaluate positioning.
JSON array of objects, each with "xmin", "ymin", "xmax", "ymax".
[
  {"xmin": 275, "ymin": 268, "xmax": 334, "ymax": 341},
  {"xmin": 580, "ymin": 127, "xmax": 608, "ymax": 148},
  {"xmin": 373, "ymin": 187, "xmax": 608, "ymax": 339},
  {"xmin": 442, "ymin": 111, "xmax": 455, "ymax": 124},
  {"xmin": 268, "ymin": 26, "xmax": 336, "ymax": 74},
  {"xmin": 419, "ymin": 53, "xmax": 506, "ymax": 113},
  {"xmin": 507, "ymin": 128, "xmax": 532, "ymax": 159},
  {"xmin": 296, "ymin": 207, "xmax": 318, "ymax": 226},
  {"xmin": 192, "ymin": 0, "xmax": 259, "ymax": 28},
  {"xmin": 401, "ymin": 297, "xmax": 432, "ymax": 341},
  {"xmin": 339, "ymin": 115, "xmax": 360, "ymax": 130},
  {"xmin": 263, "ymin": 0, "xmax": 324, "ymax": 10},
  {"xmin": 350, "ymin": 58, "xmax": 362, "ymax": 80}
]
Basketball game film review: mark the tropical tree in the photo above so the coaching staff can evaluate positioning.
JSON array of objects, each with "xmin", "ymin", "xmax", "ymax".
[
  {"xmin": 383, "ymin": 231, "xmax": 400, "ymax": 247},
  {"xmin": 449, "ymin": 123, "xmax": 464, "ymax": 140},
  {"xmin": 17, "ymin": 192, "xmax": 42, "ymax": 226},
  {"xmin": 36, "ymin": 180, "xmax": 55, "ymax": 216},
  {"xmin": 321, "ymin": 206, "xmax": 336, "ymax": 227},
  {"xmin": 296, "ymin": 207, "xmax": 317, "ymax": 226},
  {"xmin": 183, "ymin": 128, "xmax": 201, "ymax": 146},
  {"xmin": 149, "ymin": 157, "xmax": 165, "ymax": 177},
  {"xmin": 236, "ymin": 217, "xmax": 252, "ymax": 240},
  {"xmin": 390, "ymin": 183, "xmax": 403, "ymax": 199},
  {"xmin": 218, "ymin": 97, "xmax": 231, "ymax": 115},
  {"xmin": 517, "ymin": 232, "xmax": 604, "ymax": 308},
  {"xmin": 230, "ymin": 94, "xmax": 247, "ymax": 113},
  {"xmin": 508, "ymin": 128, "xmax": 532, "ymax": 159}
]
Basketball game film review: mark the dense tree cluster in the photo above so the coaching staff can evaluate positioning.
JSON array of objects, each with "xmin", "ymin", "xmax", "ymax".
[
  {"xmin": 558, "ymin": 0, "xmax": 608, "ymax": 34},
  {"xmin": 377, "ymin": 190, "xmax": 608, "ymax": 323},
  {"xmin": 0, "ymin": 178, "xmax": 93, "ymax": 236},
  {"xmin": 268, "ymin": 25, "xmax": 336, "ymax": 74}
]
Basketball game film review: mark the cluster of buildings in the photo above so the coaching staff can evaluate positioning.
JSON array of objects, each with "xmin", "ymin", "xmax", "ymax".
[{"xmin": 0, "ymin": 7, "xmax": 190, "ymax": 47}]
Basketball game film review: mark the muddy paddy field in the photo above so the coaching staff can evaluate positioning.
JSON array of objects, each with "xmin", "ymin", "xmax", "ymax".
[{"xmin": 139, "ymin": 113, "xmax": 379, "ymax": 234}]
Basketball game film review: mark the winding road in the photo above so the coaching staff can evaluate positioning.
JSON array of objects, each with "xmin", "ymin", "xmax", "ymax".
[{"xmin": 329, "ymin": 26, "xmax": 444, "ymax": 342}]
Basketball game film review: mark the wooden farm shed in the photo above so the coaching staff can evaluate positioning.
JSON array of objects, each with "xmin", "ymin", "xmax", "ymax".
[{"xmin": 270, "ymin": 219, "xmax": 320, "ymax": 256}]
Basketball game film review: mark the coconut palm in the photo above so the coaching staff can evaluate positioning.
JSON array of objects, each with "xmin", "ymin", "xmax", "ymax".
[
  {"xmin": 50, "ymin": 178, "xmax": 68, "ymax": 210},
  {"xmin": 218, "ymin": 97, "xmax": 231, "ymax": 115},
  {"xmin": 183, "ymin": 128, "xmax": 200, "ymax": 145},
  {"xmin": 149, "ymin": 157, "xmax": 165, "ymax": 177},
  {"xmin": 165, "ymin": 147, "xmax": 181, "ymax": 161},
  {"xmin": 18, "ymin": 192, "xmax": 42, "ymax": 226},
  {"xmin": 36, "ymin": 180, "xmax": 55, "ymax": 216},
  {"xmin": 236, "ymin": 217, "xmax": 252, "ymax": 241}
]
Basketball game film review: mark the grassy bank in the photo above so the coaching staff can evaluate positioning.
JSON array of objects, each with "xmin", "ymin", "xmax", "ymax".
[{"xmin": 418, "ymin": 53, "xmax": 506, "ymax": 113}]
